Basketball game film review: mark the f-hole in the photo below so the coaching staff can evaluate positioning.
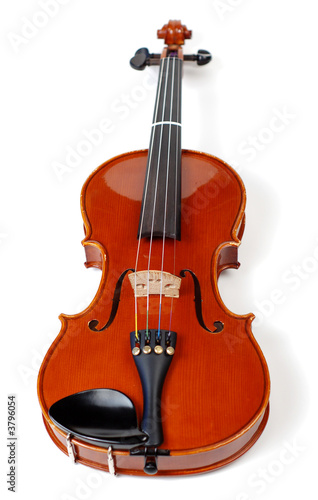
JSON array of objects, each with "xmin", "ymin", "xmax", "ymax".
[
  {"xmin": 88, "ymin": 268, "xmax": 134, "ymax": 332},
  {"xmin": 180, "ymin": 269, "xmax": 224, "ymax": 333}
]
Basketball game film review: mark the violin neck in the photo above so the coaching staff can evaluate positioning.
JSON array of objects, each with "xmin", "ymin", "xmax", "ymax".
[{"xmin": 138, "ymin": 54, "xmax": 183, "ymax": 240}]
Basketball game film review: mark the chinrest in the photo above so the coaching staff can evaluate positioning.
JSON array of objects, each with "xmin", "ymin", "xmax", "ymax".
[{"xmin": 49, "ymin": 388, "xmax": 148, "ymax": 449}]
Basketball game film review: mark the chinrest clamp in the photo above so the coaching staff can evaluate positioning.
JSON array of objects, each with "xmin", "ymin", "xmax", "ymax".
[
  {"xmin": 107, "ymin": 446, "xmax": 116, "ymax": 476},
  {"xmin": 66, "ymin": 433, "xmax": 76, "ymax": 463}
]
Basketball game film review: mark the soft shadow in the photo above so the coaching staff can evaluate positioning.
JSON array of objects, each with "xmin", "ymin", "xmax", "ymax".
[{"xmin": 217, "ymin": 169, "xmax": 309, "ymax": 457}]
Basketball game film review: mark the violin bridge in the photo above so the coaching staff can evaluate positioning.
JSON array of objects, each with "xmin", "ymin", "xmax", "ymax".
[{"xmin": 128, "ymin": 271, "xmax": 181, "ymax": 298}]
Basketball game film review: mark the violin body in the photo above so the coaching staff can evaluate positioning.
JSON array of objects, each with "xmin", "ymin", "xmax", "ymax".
[{"xmin": 38, "ymin": 21, "xmax": 270, "ymax": 476}]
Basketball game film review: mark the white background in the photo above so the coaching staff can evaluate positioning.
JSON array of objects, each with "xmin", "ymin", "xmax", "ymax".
[{"xmin": 1, "ymin": 0, "xmax": 317, "ymax": 498}]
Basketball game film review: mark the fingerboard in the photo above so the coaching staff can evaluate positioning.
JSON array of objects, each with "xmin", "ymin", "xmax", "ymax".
[{"xmin": 138, "ymin": 56, "xmax": 182, "ymax": 240}]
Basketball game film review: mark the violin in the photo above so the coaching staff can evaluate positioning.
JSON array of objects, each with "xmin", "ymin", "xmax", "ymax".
[{"xmin": 38, "ymin": 20, "xmax": 270, "ymax": 476}]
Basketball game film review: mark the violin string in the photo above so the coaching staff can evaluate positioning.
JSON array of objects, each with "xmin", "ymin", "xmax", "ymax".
[
  {"xmin": 168, "ymin": 57, "xmax": 181, "ymax": 339},
  {"xmin": 133, "ymin": 58, "xmax": 166, "ymax": 340},
  {"xmin": 158, "ymin": 56, "xmax": 176, "ymax": 340},
  {"xmin": 146, "ymin": 56, "xmax": 171, "ymax": 339},
  {"xmin": 133, "ymin": 122, "xmax": 157, "ymax": 339}
]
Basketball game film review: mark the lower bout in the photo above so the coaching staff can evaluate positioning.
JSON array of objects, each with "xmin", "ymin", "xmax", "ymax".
[{"xmin": 42, "ymin": 403, "xmax": 269, "ymax": 476}]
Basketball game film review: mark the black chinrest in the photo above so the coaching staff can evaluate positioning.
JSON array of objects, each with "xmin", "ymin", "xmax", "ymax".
[{"xmin": 49, "ymin": 388, "xmax": 148, "ymax": 449}]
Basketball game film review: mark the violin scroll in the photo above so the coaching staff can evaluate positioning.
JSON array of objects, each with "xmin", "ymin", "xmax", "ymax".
[
  {"xmin": 157, "ymin": 20, "xmax": 192, "ymax": 46},
  {"xmin": 130, "ymin": 20, "xmax": 211, "ymax": 70}
]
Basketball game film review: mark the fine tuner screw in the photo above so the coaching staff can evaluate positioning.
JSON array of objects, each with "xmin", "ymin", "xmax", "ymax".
[
  {"xmin": 130, "ymin": 48, "xmax": 212, "ymax": 70},
  {"xmin": 132, "ymin": 344, "xmax": 175, "ymax": 356}
]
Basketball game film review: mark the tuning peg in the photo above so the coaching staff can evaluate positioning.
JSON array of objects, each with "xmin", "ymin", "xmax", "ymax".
[
  {"xmin": 196, "ymin": 49, "xmax": 212, "ymax": 66},
  {"xmin": 130, "ymin": 48, "xmax": 150, "ymax": 70},
  {"xmin": 130, "ymin": 48, "xmax": 212, "ymax": 70},
  {"xmin": 184, "ymin": 50, "xmax": 212, "ymax": 65}
]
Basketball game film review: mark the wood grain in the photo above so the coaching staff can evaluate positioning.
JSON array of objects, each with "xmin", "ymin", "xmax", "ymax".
[{"xmin": 38, "ymin": 149, "xmax": 270, "ymax": 475}]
